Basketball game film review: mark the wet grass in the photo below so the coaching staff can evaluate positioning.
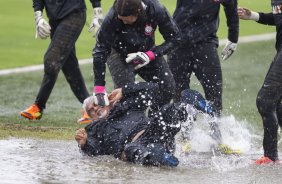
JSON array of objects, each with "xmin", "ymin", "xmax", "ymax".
[
  {"xmin": 0, "ymin": 124, "xmax": 73, "ymax": 140},
  {"xmin": 0, "ymin": 0, "xmax": 274, "ymax": 69},
  {"xmin": 0, "ymin": 40, "xmax": 276, "ymax": 139}
]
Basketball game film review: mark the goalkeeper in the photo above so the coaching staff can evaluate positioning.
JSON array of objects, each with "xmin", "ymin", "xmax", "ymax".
[
  {"xmin": 75, "ymin": 82, "xmax": 239, "ymax": 167},
  {"xmin": 20, "ymin": 0, "xmax": 103, "ymax": 124}
]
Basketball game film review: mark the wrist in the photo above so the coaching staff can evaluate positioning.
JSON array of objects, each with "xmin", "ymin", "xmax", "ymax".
[
  {"xmin": 94, "ymin": 86, "xmax": 105, "ymax": 93},
  {"xmin": 250, "ymin": 11, "xmax": 259, "ymax": 21},
  {"xmin": 34, "ymin": 10, "xmax": 42, "ymax": 16},
  {"xmin": 93, "ymin": 7, "xmax": 103, "ymax": 18},
  {"xmin": 34, "ymin": 11, "xmax": 43, "ymax": 23},
  {"xmin": 145, "ymin": 51, "xmax": 155, "ymax": 61}
]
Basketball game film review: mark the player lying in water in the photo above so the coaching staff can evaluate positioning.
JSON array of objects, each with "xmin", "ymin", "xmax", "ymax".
[{"xmin": 75, "ymin": 82, "xmax": 240, "ymax": 167}]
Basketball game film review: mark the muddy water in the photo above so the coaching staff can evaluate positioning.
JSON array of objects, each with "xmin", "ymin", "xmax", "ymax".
[
  {"xmin": 0, "ymin": 138, "xmax": 282, "ymax": 184},
  {"xmin": 1, "ymin": 116, "xmax": 282, "ymax": 184}
]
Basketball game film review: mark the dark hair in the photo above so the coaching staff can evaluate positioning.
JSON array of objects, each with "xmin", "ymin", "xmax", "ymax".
[{"xmin": 114, "ymin": 0, "xmax": 144, "ymax": 16}]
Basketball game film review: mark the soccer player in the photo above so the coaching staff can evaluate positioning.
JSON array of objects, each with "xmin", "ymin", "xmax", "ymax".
[
  {"xmin": 91, "ymin": 0, "xmax": 181, "ymax": 113},
  {"xmin": 238, "ymin": 2, "xmax": 282, "ymax": 165},
  {"xmin": 168, "ymin": 0, "xmax": 239, "ymax": 117},
  {"xmin": 75, "ymin": 82, "xmax": 240, "ymax": 167},
  {"xmin": 20, "ymin": 0, "xmax": 103, "ymax": 124}
]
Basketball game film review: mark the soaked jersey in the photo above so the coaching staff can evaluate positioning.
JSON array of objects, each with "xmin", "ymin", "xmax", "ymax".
[
  {"xmin": 173, "ymin": 0, "xmax": 239, "ymax": 45},
  {"xmin": 82, "ymin": 82, "xmax": 158, "ymax": 158},
  {"xmin": 93, "ymin": 0, "xmax": 181, "ymax": 86}
]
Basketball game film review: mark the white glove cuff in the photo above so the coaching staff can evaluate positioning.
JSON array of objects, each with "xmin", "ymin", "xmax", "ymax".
[
  {"xmin": 34, "ymin": 11, "xmax": 43, "ymax": 24},
  {"xmin": 93, "ymin": 7, "xmax": 103, "ymax": 18},
  {"xmin": 249, "ymin": 11, "xmax": 259, "ymax": 21},
  {"xmin": 34, "ymin": 10, "xmax": 42, "ymax": 17}
]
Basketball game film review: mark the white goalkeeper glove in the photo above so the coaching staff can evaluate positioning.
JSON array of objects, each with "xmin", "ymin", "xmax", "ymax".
[
  {"xmin": 93, "ymin": 86, "xmax": 109, "ymax": 106},
  {"xmin": 221, "ymin": 40, "xmax": 237, "ymax": 61},
  {"xmin": 126, "ymin": 51, "xmax": 155, "ymax": 70},
  {"xmin": 88, "ymin": 7, "xmax": 103, "ymax": 37},
  {"xmin": 34, "ymin": 11, "xmax": 51, "ymax": 39}
]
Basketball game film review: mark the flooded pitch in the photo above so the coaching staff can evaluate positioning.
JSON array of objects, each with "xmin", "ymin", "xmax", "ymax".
[
  {"xmin": 1, "ymin": 116, "xmax": 282, "ymax": 184},
  {"xmin": 1, "ymin": 139, "xmax": 282, "ymax": 184}
]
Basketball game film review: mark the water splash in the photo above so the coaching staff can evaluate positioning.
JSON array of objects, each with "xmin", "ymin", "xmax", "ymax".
[{"xmin": 176, "ymin": 114, "xmax": 262, "ymax": 171}]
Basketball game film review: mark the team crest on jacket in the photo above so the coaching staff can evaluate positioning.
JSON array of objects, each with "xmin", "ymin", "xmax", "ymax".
[{"xmin": 144, "ymin": 24, "xmax": 154, "ymax": 36}]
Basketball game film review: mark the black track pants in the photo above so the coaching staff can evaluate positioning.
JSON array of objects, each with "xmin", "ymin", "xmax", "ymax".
[
  {"xmin": 256, "ymin": 50, "xmax": 282, "ymax": 161},
  {"xmin": 168, "ymin": 42, "xmax": 222, "ymax": 116},
  {"xmin": 35, "ymin": 10, "xmax": 89, "ymax": 110}
]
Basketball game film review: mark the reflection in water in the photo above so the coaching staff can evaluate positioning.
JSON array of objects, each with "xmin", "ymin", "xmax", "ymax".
[{"xmin": 0, "ymin": 115, "xmax": 282, "ymax": 184}]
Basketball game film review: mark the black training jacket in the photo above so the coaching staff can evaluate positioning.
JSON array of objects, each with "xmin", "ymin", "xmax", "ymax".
[
  {"xmin": 93, "ymin": 0, "xmax": 182, "ymax": 86},
  {"xmin": 81, "ymin": 82, "xmax": 159, "ymax": 158},
  {"xmin": 257, "ymin": 12, "xmax": 282, "ymax": 51},
  {"xmin": 33, "ymin": 0, "xmax": 101, "ymax": 20},
  {"xmin": 173, "ymin": 0, "xmax": 239, "ymax": 46}
]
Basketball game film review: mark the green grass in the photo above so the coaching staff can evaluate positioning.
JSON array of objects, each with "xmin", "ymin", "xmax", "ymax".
[
  {"xmin": 0, "ymin": 0, "xmax": 275, "ymax": 69},
  {"xmin": 0, "ymin": 40, "xmax": 276, "ymax": 139}
]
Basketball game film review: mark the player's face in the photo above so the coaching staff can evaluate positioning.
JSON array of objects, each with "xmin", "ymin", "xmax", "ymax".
[
  {"xmin": 86, "ymin": 103, "xmax": 110, "ymax": 120},
  {"xmin": 118, "ymin": 15, "xmax": 138, "ymax": 24}
]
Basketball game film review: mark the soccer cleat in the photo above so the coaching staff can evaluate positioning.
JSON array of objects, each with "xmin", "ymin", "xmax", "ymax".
[
  {"xmin": 20, "ymin": 104, "xmax": 42, "ymax": 120},
  {"xmin": 215, "ymin": 144, "xmax": 242, "ymax": 155},
  {"xmin": 78, "ymin": 110, "xmax": 92, "ymax": 125},
  {"xmin": 255, "ymin": 156, "xmax": 280, "ymax": 165}
]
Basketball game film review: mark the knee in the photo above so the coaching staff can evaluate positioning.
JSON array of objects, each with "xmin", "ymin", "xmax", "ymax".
[
  {"xmin": 44, "ymin": 55, "xmax": 62, "ymax": 75},
  {"xmin": 256, "ymin": 91, "xmax": 275, "ymax": 115},
  {"xmin": 44, "ymin": 63, "xmax": 61, "ymax": 76}
]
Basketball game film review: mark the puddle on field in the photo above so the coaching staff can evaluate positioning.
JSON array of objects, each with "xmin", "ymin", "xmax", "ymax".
[
  {"xmin": 1, "ymin": 115, "xmax": 282, "ymax": 184},
  {"xmin": 1, "ymin": 138, "xmax": 282, "ymax": 184}
]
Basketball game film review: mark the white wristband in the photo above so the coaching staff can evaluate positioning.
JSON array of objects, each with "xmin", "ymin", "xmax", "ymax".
[{"xmin": 250, "ymin": 11, "xmax": 260, "ymax": 21}]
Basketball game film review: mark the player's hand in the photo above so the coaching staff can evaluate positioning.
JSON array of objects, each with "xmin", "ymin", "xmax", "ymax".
[
  {"xmin": 88, "ymin": 7, "xmax": 103, "ymax": 37},
  {"xmin": 75, "ymin": 128, "xmax": 87, "ymax": 147},
  {"xmin": 238, "ymin": 7, "xmax": 252, "ymax": 20},
  {"xmin": 126, "ymin": 51, "xmax": 155, "ymax": 70},
  {"xmin": 238, "ymin": 7, "xmax": 259, "ymax": 21},
  {"xmin": 108, "ymin": 88, "xmax": 122, "ymax": 106},
  {"xmin": 34, "ymin": 11, "xmax": 51, "ymax": 39},
  {"xmin": 221, "ymin": 40, "xmax": 237, "ymax": 61}
]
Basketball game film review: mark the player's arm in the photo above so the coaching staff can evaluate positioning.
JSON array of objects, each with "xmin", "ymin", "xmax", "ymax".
[
  {"xmin": 125, "ymin": 1, "xmax": 182, "ymax": 70},
  {"xmin": 222, "ymin": 0, "xmax": 239, "ymax": 44},
  {"xmin": 221, "ymin": 0, "xmax": 239, "ymax": 61},
  {"xmin": 238, "ymin": 7, "xmax": 275, "ymax": 26},
  {"xmin": 33, "ymin": 0, "xmax": 44, "ymax": 11},
  {"xmin": 93, "ymin": 8, "xmax": 117, "ymax": 106},
  {"xmin": 154, "ymin": 2, "xmax": 182, "ymax": 57},
  {"xmin": 121, "ymin": 82, "xmax": 159, "ymax": 110},
  {"xmin": 89, "ymin": 0, "xmax": 103, "ymax": 37},
  {"xmin": 257, "ymin": 13, "xmax": 275, "ymax": 26}
]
